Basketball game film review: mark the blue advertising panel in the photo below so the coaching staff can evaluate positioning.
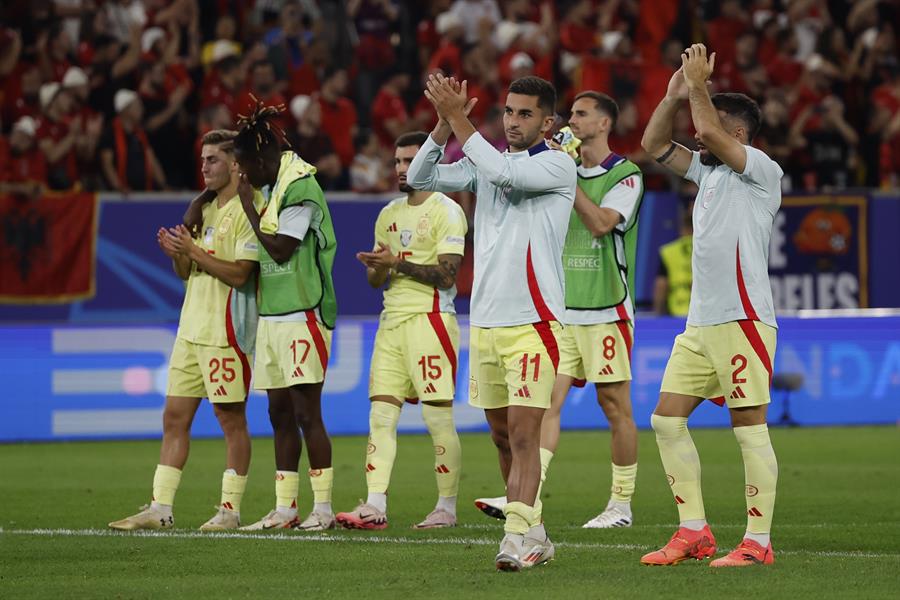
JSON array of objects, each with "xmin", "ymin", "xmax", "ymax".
[
  {"xmin": 2, "ymin": 316, "xmax": 898, "ymax": 442},
  {"xmin": 0, "ymin": 193, "xmax": 682, "ymax": 322},
  {"xmin": 769, "ymin": 196, "xmax": 868, "ymax": 310}
]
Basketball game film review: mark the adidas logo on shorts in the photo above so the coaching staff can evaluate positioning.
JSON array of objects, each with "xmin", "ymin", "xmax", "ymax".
[
  {"xmin": 292, "ymin": 365, "xmax": 304, "ymax": 378},
  {"xmin": 599, "ymin": 364, "xmax": 614, "ymax": 376},
  {"xmin": 730, "ymin": 386, "xmax": 747, "ymax": 400},
  {"xmin": 423, "ymin": 382, "xmax": 437, "ymax": 394},
  {"xmin": 513, "ymin": 386, "xmax": 531, "ymax": 399},
  {"xmin": 213, "ymin": 385, "xmax": 227, "ymax": 397}
]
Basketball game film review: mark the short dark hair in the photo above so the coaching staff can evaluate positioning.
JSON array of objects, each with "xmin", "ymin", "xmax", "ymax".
[
  {"xmin": 201, "ymin": 129, "xmax": 237, "ymax": 153},
  {"xmin": 573, "ymin": 90, "xmax": 619, "ymax": 127},
  {"xmin": 395, "ymin": 131, "xmax": 429, "ymax": 149},
  {"xmin": 508, "ymin": 76, "xmax": 557, "ymax": 116},
  {"xmin": 217, "ymin": 55, "xmax": 241, "ymax": 75},
  {"xmin": 711, "ymin": 92, "xmax": 762, "ymax": 142}
]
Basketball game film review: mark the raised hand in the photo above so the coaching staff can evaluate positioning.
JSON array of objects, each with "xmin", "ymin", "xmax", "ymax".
[{"xmin": 681, "ymin": 44, "xmax": 716, "ymax": 90}]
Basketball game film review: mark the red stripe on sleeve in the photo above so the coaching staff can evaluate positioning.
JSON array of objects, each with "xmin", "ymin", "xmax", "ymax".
[
  {"xmin": 738, "ymin": 319, "xmax": 773, "ymax": 386},
  {"xmin": 736, "ymin": 244, "xmax": 759, "ymax": 321},
  {"xmin": 427, "ymin": 312, "xmax": 458, "ymax": 383},
  {"xmin": 532, "ymin": 321, "xmax": 560, "ymax": 373},
  {"xmin": 526, "ymin": 244, "xmax": 557, "ymax": 322}
]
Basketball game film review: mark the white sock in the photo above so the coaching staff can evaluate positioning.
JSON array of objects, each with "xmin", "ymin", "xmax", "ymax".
[
  {"xmin": 276, "ymin": 506, "xmax": 298, "ymax": 518},
  {"xmin": 608, "ymin": 499, "xmax": 632, "ymax": 516},
  {"xmin": 314, "ymin": 502, "xmax": 333, "ymax": 515},
  {"xmin": 366, "ymin": 492, "xmax": 387, "ymax": 513},
  {"xmin": 436, "ymin": 496, "xmax": 457, "ymax": 514},
  {"xmin": 150, "ymin": 501, "xmax": 173, "ymax": 516},
  {"xmin": 680, "ymin": 519, "xmax": 707, "ymax": 531},
  {"xmin": 744, "ymin": 531, "xmax": 770, "ymax": 546}
]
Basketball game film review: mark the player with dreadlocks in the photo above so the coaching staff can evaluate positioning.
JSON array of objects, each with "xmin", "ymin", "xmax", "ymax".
[{"xmin": 233, "ymin": 99, "xmax": 340, "ymax": 532}]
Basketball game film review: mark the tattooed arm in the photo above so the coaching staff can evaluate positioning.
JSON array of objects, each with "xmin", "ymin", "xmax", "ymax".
[
  {"xmin": 641, "ymin": 67, "xmax": 693, "ymax": 178},
  {"xmin": 396, "ymin": 254, "xmax": 462, "ymax": 290},
  {"xmin": 357, "ymin": 243, "xmax": 462, "ymax": 290}
]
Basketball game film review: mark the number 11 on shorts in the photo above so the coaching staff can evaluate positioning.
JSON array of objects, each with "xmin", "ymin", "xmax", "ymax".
[{"xmin": 519, "ymin": 353, "xmax": 541, "ymax": 382}]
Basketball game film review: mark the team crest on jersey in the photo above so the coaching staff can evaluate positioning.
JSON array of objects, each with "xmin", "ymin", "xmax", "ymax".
[
  {"xmin": 400, "ymin": 229, "xmax": 412, "ymax": 247},
  {"xmin": 416, "ymin": 215, "xmax": 430, "ymax": 237},
  {"xmin": 218, "ymin": 216, "xmax": 233, "ymax": 237}
]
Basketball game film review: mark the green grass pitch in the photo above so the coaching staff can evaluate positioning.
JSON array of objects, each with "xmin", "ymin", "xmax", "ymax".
[{"xmin": 2, "ymin": 427, "xmax": 899, "ymax": 599}]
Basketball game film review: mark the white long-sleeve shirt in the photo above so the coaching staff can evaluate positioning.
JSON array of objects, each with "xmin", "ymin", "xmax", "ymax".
[{"xmin": 407, "ymin": 132, "xmax": 576, "ymax": 327}]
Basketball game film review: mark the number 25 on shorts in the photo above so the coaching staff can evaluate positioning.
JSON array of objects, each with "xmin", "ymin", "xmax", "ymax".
[{"xmin": 209, "ymin": 357, "xmax": 236, "ymax": 383}]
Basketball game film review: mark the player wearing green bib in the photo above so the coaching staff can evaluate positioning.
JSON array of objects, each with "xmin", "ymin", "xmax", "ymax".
[{"xmin": 232, "ymin": 101, "xmax": 339, "ymax": 532}]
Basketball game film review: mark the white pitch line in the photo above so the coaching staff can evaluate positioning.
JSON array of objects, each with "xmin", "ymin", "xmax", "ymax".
[
  {"xmin": 1, "ymin": 528, "xmax": 898, "ymax": 560},
  {"xmin": 458, "ymin": 522, "xmax": 900, "ymax": 531}
]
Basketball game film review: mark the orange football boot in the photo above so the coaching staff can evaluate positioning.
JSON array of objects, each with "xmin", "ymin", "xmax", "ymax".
[
  {"xmin": 710, "ymin": 539, "xmax": 774, "ymax": 567},
  {"xmin": 641, "ymin": 525, "xmax": 717, "ymax": 565}
]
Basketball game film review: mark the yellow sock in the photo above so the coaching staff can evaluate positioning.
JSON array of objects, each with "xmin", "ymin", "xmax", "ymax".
[
  {"xmin": 220, "ymin": 470, "xmax": 247, "ymax": 512},
  {"xmin": 651, "ymin": 414, "xmax": 705, "ymax": 522},
  {"xmin": 309, "ymin": 467, "xmax": 334, "ymax": 504},
  {"xmin": 366, "ymin": 401, "xmax": 400, "ymax": 494},
  {"xmin": 275, "ymin": 470, "xmax": 299, "ymax": 510},
  {"xmin": 734, "ymin": 424, "xmax": 778, "ymax": 535},
  {"xmin": 536, "ymin": 448, "xmax": 554, "ymax": 498},
  {"xmin": 152, "ymin": 465, "xmax": 182, "ymax": 506},
  {"xmin": 611, "ymin": 462, "xmax": 638, "ymax": 503},
  {"xmin": 532, "ymin": 498, "xmax": 543, "ymax": 525},
  {"xmin": 422, "ymin": 404, "xmax": 461, "ymax": 498},
  {"xmin": 503, "ymin": 501, "xmax": 532, "ymax": 535}
]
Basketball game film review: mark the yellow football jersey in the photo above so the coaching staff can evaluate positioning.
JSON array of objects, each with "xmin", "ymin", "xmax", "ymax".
[
  {"xmin": 176, "ymin": 192, "xmax": 263, "ymax": 346},
  {"xmin": 374, "ymin": 192, "xmax": 466, "ymax": 325}
]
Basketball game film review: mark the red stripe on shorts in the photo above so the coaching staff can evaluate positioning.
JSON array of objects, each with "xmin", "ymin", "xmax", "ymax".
[
  {"xmin": 224, "ymin": 289, "xmax": 251, "ymax": 396},
  {"xmin": 615, "ymin": 320, "xmax": 633, "ymax": 364},
  {"xmin": 306, "ymin": 310, "xmax": 329, "ymax": 375},
  {"xmin": 427, "ymin": 312, "xmax": 458, "ymax": 383},
  {"xmin": 738, "ymin": 319, "xmax": 773, "ymax": 386},
  {"xmin": 532, "ymin": 321, "xmax": 560, "ymax": 374},
  {"xmin": 615, "ymin": 303, "xmax": 629, "ymax": 322}
]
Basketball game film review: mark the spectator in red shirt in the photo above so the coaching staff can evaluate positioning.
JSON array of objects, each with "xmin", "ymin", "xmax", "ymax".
[
  {"xmin": 766, "ymin": 27, "xmax": 804, "ymax": 88},
  {"xmin": 715, "ymin": 31, "xmax": 768, "ymax": 98},
  {"xmin": 558, "ymin": 0, "xmax": 597, "ymax": 54},
  {"xmin": 705, "ymin": 0, "xmax": 748, "ymax": 73},
  {"xmin": 37, "ymin": 82, "xmax": 80, "ymax": 190},
  {"xmin": 236, "ymin": 59, "xmax": 288, "ymax": 132},
  {"xmin": 99, "ymin": 89, "xmax": 167, "ymax": 193},
  {"xmin": 869, "ymin": 67, "xmax": 900, "ymax": 187},
  {"xmin": 37, "ymin": 20, "xmax": 73, "ymax": 82},
  {"xmin": 0, "ymin": 116, "xmax": 47, "ymax": 197},
  {"xmin": 427, "ymin": 11, "xmax": 464, "ymax": 77},
  {"xmin": 62, "ymin": 66, "xmax": 104, "ymax": 189},
  {"xmin": 318, "ymin": 66, "xmax": 358, "ymax": 170},
  {"xmin": 201, "ymin": 54, "xmax": 244, "ymax": 116},
  {"xmin": 370, "ymin": 69, "xmax": 414, "ymax": 149},
  {"xmin": 286, "ymin": 94, "xmax": 342, "ymax": 189}
]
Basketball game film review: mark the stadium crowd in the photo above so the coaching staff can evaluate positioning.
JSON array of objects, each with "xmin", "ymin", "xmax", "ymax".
[{"xmin": 0, "ymin": 0, "xmax": 897, "ymax": 196}]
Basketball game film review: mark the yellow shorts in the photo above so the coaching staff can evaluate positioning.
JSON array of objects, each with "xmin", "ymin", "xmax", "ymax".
[
  {"xmin": 660, "ymin": 320, "xmax": 777, "ymax": 408},
  {"xmin": 166, "ymin": 337, "xmax": 251, "ymax": 403},
  {"xmin": 558, "ymin": 321, "xmax": 633, "ymax": 384},
  {"xmin": 253, "ymin": 318, "xmax": 332, "ymax": 389},
  {"xmin": 369, "ymin": 312, "xmax": 459, "ymax": 401},
  {"xmin": 469, "ymin": 321, "xmax": 562, "ymax": 410}
]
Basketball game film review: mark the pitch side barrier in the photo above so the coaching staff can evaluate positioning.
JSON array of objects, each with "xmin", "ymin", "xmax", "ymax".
[{"xmin": 1, "ymin": 311, "xmax": 897, "ymax": 442}]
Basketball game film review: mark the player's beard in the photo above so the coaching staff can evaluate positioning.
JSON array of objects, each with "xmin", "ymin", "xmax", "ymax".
[
  {"xmin": 399, "ymin": 182, "xmax": 413, "ymax": 193},
  {"xmin": 699, "ymin": 150, "xmax": 723, "ymax": 167}
]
